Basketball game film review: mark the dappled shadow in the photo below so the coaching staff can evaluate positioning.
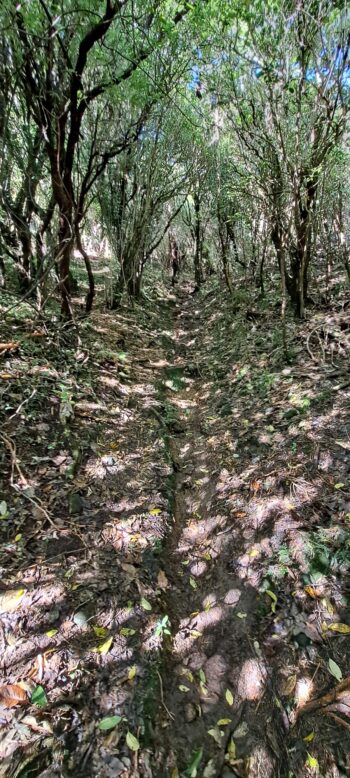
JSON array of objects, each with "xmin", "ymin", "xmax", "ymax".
[{"xmin": 1, "ymin": 279, "xmax": 350, "ymax": 777}]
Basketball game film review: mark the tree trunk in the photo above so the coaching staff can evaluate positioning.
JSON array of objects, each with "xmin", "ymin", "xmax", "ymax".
[
  {"xmin": 76, "ymin": 224, "xmax": 95, "ymax": 312},
  {"xmin": 194, "ymin": 192, "xmax": 203, "ymax": 288},
  {"xmin": 57, "ymin": 208, "xmax": 74, "ymax": 318}
]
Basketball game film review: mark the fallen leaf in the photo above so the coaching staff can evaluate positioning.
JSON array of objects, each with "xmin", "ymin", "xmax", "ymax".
[
  {"xmin": 190, "ymin": 577, "xmax": 197, "ymax": 589},
  {"xmin": 96, "ymin": 637, "xmax": 113, "ymax": 654},
  {"xmin": 328, "ymin": 623, "xmax": 350, "ymax": 634},
  {"xmin": 157, "ymin": 570, "xmax": 169, "ymax": 590},
  {"xmin": 328, "ymin": 658, "xmax": 342, "ymax": 681},
  {"xmin": 199, "ymin": 670, "xmax": 206, "ymax": 684},
  {"xmin": 120, "ymin": 627, "xmax": 136, "ymax": 637},
  {"xmin": 46, "ymin": 629, "xmax": 58, "ymax": 638},
  {"xmin": 187, "ymin": 748, "xmax": 203, "ymax": 777},
  {"xmin": 0, "ymin": 684, "xmax": 28, "ymax": 708},
  {"xmin": 93, "ymin": 625, "xmax": 108, "ymax": 638},
  {"xmin": 22, "ymin": 715, "xmax": 52, "ymax": 733},
  {"xmin": 203, "ymin": 760, "xmax": 216, "ymax": 778},
  {"xmin": 322, "ymin": 597, "xmax": 335, "ymax": 615},
  {"xmin": 31, "ymin": 686, "xmax": 48, "ymax": 707},
  {"xmin": 306, "ymin": 753, "xmax": 318, "ymax": 769},
  {"xmin": 0, "ymin": 588, "xmax": 25, "ymax": 613},
  {"xmin": 98, "ymin": 715, "xmax": 122, "ymax": 731},
  {"xmin": 236, "ymin": 612, "xmax": 247, "ymax": 619},
  {"xmin": 227, "ymin": 738, "xmax": 236, "ymax": 763},
  {"xmin": 303, "ymin": 732, "xmax": 315, "ymax": 743},
  {"xmin": 304, "ymin": 585, "xmax": 318, "ymax": 599},
  {"xmin": 0, "ymin": 500, "xmax": 8, "ymax": 517},
  {"xmin": 126, "ymin": 731, "xmax": 139, "ymax": 751},
  {"xmin": 181, "ymin": 669, "xmax": 194, "ymax": 683},
  {"xmin": 334, "ymin": 483, "xmax": 345, "ymax": 490},
  {"xmin": 171, "ymin": 768, "xmax": 180, "ymax": 778},
  {"xmin": 179, "ymin": 685, "xmax": 190, "ymax": 693},
  {"xmin": 225, "ymin": 689, "xmax": 234, "ymax": 706},
  {"xmin": 128, "ymin": 665, "xmax": 137, "ymax": 681},
  {"xmin": 208, "ymin": 727, "xmax": 223, "ymax": 745},
  {"xmin": 266, "ymin": 590, "xmax": 277, "ymax": 613},
  {"xmin": 140, "ymin": 597, "xmax": 152, "ymax": 611},
  {"xmin": 217, "ymin": 718, "xmax": 231, "ymax": 725},
  {"xmin": 281, "ymin": 674, "xmax": 297, "ymax": 696},
  {"xmin": 149, "ymin": 507, "xmax": 161, "ymax": 515},
  {"xmin": 190, "ymin": 630, "xmax": 202, "ymax": 638}
]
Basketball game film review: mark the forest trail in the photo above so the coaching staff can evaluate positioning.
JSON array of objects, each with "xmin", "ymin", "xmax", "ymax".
[
  {"xmin": 1, "ymin": 281, "xmax": 350, "ymax": 778},
  {"xmin": 154, "ymin": 288, "xmax": 268, "ymax": 777}
]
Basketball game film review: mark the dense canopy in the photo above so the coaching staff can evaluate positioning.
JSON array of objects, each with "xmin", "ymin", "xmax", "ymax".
[{"xmin": 1, "ymin": 2, "xmax": 350, "ymax": 777}]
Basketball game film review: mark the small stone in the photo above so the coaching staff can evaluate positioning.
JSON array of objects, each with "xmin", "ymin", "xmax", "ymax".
[{"xmin": 73, "ymin": 610, "xmax": 88, "ymax": 627}]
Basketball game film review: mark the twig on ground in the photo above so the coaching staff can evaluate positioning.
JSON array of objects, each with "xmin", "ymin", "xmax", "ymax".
[
  {"xmin": 0, "ymin": 431, "xmax": 57, "ymax": 529},
  {"xmin": 156, "ymin": 669, "xmax": 175, "ymax": 720},
  {"xmin": 7, "ymin": 388, "xmax": 37, "ymax": 422}
]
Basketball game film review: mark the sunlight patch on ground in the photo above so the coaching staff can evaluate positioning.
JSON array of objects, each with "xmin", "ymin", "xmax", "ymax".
[
  {"xmin": 237, "ymin": 659, "xmax": 266, "ymax": 701},
  {"xmin": 173, "ymin": 606, "xmax": 224, "ymax": 656},
  {"xmin": 248, "ymin": 745, "xmax": 275, "ymax": 777},
  {"xmin": 294, "ymin": 676, "xmax": 314, "ymax": 709}
]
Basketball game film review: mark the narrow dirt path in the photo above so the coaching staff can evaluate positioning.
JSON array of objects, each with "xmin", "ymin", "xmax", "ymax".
[{"xmin": 152, "ymin": 289, "xmax": 280, "ymax": 778}]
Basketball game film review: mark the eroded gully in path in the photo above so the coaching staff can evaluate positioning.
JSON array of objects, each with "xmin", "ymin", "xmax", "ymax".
[{"xmin": 152, "ymin": 289, "xmax": 283, "ymax": 778}]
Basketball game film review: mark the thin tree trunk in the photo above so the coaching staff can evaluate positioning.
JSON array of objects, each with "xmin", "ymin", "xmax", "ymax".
[{"xmin": 76, "ymin": 224, "xmax": 95, "ymax": 312}]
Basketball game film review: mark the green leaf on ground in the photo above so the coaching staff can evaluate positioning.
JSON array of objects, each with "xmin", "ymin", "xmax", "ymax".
[
  {"xmin": 31, "ymin": 686, "xmax": 48, "ymax": 707},
  {"xmin": 186, "ymin": 748, "xmax": 203, "ymax": 777},
  {"xmin": 98, "ymin": 715, "xmax": 122, "ymax": 731},
  {"xmin": 328, "ymin": 658, "xmax": 342, "ymax": 681},
  {"xmin": 140, "ymin": 597, "xmax": 152, "ymax": 611},
  {"xmin": 126, "ymin": 731, "xmax": 139, "ymax": 751}
]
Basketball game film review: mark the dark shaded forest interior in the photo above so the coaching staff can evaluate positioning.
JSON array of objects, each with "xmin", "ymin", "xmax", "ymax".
[{"xmin": 1, "ymin": 1, "xmax": 350, "ymax": 777}]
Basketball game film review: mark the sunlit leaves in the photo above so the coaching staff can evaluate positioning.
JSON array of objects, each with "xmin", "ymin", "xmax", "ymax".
[
  {"xmin": 128, "ymin": 665, "xmax": 137, "ymax": 681},
  {"xmin": 126, "ymin": 731, "xmax": 140, "ymax": 751},
  {"xmin": 95, "ymin": 637, "xmax": 113, "ymax": 654},
  {"xmin": 225, "ymin": 688, "xmax": 234, "ymax": 706},
  {"xmin": 327, "ymin": 623, "xmax": 350, "ymax": 634},
  {"xmin": 306, "ymin": 753, "xmax": 319, "ymax": 770},
  {"xmin": 0, "ymin": 684, "xmax": 28, "ymax": 708},
  {"xmin": 140, "ymin": 597, "xmax": 152, "ymax": 611},
  {"xmin": 0, "ymin": 589, "xmax": 25, "ymax": 613}
]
